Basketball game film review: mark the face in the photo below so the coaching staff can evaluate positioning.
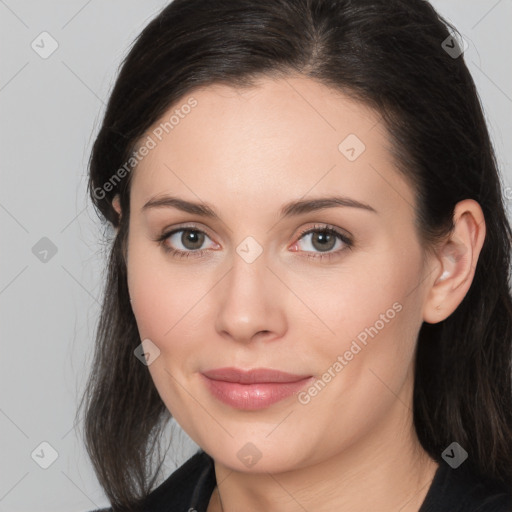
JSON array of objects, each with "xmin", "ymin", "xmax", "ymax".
[{"xmin": 124, "ymin": 75, "xmax": 433, "ymax": 473}]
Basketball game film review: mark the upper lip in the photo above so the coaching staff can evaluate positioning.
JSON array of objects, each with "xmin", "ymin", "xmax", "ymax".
[{"xmin": 202, "ymin": 367, "xmax": 312, "ymax": 384}]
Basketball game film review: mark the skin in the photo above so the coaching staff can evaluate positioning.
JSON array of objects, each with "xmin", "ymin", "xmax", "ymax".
[{"xmin": 112, "ymin": 75, "xmax": 486, "ymax": 512}]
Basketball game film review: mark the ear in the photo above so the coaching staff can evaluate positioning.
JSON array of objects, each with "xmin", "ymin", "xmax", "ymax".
[
  {"xmin": 422, "ymin": 199, "xmax": 486, "ymax": 324},
  {"xmin": 112, "ymin": 194, "xmax": 122, "ymax": 226}
]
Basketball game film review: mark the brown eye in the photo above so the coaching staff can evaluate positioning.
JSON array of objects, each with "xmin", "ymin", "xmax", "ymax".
[
  {"xmin": 180, "ymin": 229, "xmax": 206, "ymax": 250},
  {"xmin": 295, "ymin": 226, "xmax": 352, "ymax": 256},
  {"xmin": 309, "ymin": 230, "xmax": 337, "ymax": 252},
  {"xmin": 157, "ymin": 226, "xmax": 219, "ymax": 258}
]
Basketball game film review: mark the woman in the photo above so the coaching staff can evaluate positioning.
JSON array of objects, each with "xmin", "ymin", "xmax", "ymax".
[{"xmin": 78, "ymin": 0, "xmax": 512, "ymax": 510}]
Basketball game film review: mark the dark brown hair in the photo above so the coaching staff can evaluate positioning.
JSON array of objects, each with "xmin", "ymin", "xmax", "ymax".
[{"xmin": 77, "ymin": 0, "xmax": 512, "ymax": 509}]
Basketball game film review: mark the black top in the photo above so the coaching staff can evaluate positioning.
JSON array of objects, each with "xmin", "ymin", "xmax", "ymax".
[{"xmin": 91, "ymin": 449, "xmax": 512, "ymax": 511}]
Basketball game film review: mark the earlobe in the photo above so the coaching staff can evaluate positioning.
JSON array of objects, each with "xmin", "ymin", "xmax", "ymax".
[{"xmin": 422, "ymin": 199, "xmax": 486, "ymax": 324}]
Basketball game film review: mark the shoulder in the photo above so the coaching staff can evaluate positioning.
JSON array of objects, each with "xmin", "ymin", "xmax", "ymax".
[
  {"xmin": 420, "ymin": 460, "xmax": 512, "ymax": 512},
  {"xmin": 88, "ymin": 449, "xmax": 216, "ymax": 512}
]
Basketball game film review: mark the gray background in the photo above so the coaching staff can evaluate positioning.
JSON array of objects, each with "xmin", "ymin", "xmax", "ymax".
[{"xmin": 1, "ymin": 1, "xmax": 511, "ymax": 511}]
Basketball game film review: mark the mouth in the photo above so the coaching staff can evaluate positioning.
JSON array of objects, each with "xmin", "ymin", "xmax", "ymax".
[{"xmin": 201, "ymin": 367, "xmax": 315, "ymax": 410}]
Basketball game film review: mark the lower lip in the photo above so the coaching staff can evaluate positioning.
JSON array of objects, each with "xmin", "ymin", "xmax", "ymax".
[{"xmin": 201, "ymin": 375, "xmax": 314, "ymax": 410}]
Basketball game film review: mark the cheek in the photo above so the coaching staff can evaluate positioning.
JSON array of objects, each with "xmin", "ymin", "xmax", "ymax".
[
  {"xmin": 126, "ymin": 247, "xmax": 208, "ymax": 427},
  {"xmin": 291, "ymin": 253, "xmax": 415, "ymax": 348},
  {"xmin": 294, "ymin": 248, "xmax": 424, "ymax": 406},
  {"xmin": 127, "ymin": 241, "xmax": 216, "ymax": 362}
]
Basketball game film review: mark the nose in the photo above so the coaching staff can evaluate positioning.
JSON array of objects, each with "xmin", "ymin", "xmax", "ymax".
[{"xmin": 214, "ymin": 247, "xmax": 288, "ymax": 345}]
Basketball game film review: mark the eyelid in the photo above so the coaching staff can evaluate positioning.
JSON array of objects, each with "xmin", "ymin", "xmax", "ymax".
[
  {"xmin": 157, "ymin": 222, "xmax": 216, "ymax": 241},
  {"xmin": 295, "ymin": 223, "xmax": 352, "ymax": 242}
]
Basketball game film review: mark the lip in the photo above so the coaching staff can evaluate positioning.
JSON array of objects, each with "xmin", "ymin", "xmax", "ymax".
[{"xmin": 201, "ymin": 367, "xmax": 314, "ymax": 410}]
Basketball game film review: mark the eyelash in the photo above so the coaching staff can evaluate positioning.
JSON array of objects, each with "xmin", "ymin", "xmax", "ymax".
[{"xmin": 154, "ymin": 224, "xmax": 353, "ymax": 262}]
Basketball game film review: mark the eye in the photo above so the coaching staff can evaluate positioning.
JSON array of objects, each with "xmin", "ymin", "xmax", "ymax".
[
  {"xmin": 155, "ymin": 226, "xmax": 219, "ymax": 259},
  {"xmin": 291, "ymin": 224, "xmax": 353, "ymax": 260}
]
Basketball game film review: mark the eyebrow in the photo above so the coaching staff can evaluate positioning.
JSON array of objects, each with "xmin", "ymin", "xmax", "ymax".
[{"xmin": 141, "ymin": 194, "xmax": 377, "ymax": 218}]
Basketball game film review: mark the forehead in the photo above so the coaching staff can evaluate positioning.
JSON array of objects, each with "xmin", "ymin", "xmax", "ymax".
[{"xmin": 129, "ymin": 75, "xmax": 415, "ymax": 219}]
